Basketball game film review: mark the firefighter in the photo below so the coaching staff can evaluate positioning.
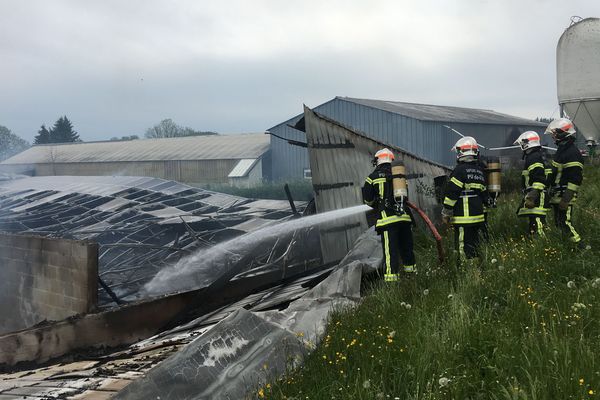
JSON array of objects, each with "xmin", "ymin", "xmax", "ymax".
[
  {"xmin": 545, "ymin": 118, "xmax": 584, "ymax": 245},
  {"xmin": 514, "ymin": 131, "xmax": 549, "ymax": 236},
  {"xmin": 362, "ymin": 148, "xmax": 416, "ymax": 282},
  {"xmin": 441, "ymin": 137, "xmax": 489, "ymax": 263}
]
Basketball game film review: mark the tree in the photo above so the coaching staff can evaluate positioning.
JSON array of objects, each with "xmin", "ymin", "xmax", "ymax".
[
  {"xmin": 535, "ymin": 117, "xmax": 554, "ymax": 124},
  {"xmin": 49, "ymin": 116, "xmax": 80, "ymax": 143},
  {"xmin": 34, "ymin": 124, "xmax": 51, "ymax": 144},
  {"xmin": 180, "ymin": 127, "xmax": 218, "ymax": 137},
  {"xmin": 110, "ymin": 135, "xmax": 140, "ymax": 141},
  {"xmin": 145, "ymin": 119, "xmax": 218, "ymax": 138},
  {"xmin": 0, "ymin": 125, "xmax": 30, "ymax": 161},
  {"xmin": 145, "ymin": 119, "xmax": 181, "ymax": 138}
]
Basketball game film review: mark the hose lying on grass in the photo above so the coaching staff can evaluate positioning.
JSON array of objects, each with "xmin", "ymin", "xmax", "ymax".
[{"xmin": 406, "ymin": 201, "xmax": 445, "ymax": 263}]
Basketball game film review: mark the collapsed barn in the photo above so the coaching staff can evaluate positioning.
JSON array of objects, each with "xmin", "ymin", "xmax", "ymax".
[
  {"xmin": 0, "ymin": 105, "xmax": 453, "ymax": 399},
  {"xmin": 0, "ymin": 175, "xmax": 324, "ymax": 334},
  {"xmin": 0, "ymin": 104, "xmax": 454, "ymax": 399}
]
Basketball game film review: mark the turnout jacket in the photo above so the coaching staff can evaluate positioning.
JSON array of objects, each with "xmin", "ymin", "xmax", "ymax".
[
  {"xmin": 517, "ymin": 147, "xmax": 550, "ymax": 216},
  {"xmin": 547, "ymin": 141, "xmax": 584, "ymax": 204},
  {"xmin": 362, "ymin": 164, "xmax": 412, "ymax": 229},
  {"xmin": 443, "ymin": 160, "xmax": 488, "ymax": 225}
]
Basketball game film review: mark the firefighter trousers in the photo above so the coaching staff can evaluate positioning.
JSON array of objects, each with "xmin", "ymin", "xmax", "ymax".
[
  {"xmin": 552, "ymin": 204, "xmax": 581, "ymax": 243},
  {"xmin": 527, "ymin": 216, "xmax": 546, "ymax": 237},
  {"xmin": 453, "ymin": 223, "xmax": 484, "ymax": 262},
  {"xmin": 380, "ymin": 222, "xmax": 416, "ymax": 282}
]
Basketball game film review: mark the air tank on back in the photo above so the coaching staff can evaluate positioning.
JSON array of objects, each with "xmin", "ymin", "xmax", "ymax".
[{"xmin": 557, "ymin": 17, "xmax": 600, "ymax": 146}]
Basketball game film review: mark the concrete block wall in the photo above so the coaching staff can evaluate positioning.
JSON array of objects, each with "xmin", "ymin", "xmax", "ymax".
[{"xmin": 0, "ymin": 233, "xmax": 98, "ymax": 334}]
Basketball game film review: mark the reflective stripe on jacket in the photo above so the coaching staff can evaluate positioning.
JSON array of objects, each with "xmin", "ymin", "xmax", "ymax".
[
  {"xmin": 517, "ymin": 147, "xmax": 549, "ymax": 216},
  {"xmin": 547, "ymin": 142, "xmax": 584, "ymax": 205},
  {"xmin": 362, "ymin": 165, "xmax": 411, "ymax": 228},
  {"xmin": 442, "ymin": 161, "xmax": 488, "ymax": 225}
]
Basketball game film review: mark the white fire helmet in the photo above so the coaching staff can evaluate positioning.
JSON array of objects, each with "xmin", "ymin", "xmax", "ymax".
[
  {"xmin": 452, "ymin": 136, "xmax": 479, "ymax": 160},
  {"xmin": 513, "ymin": 131, "xmax": 541, "ymax": 151},
  {"xmin": 545, "ymin": 118, "xmax": 576, "ymax": 143},
  {"xmin": 374, "ymin": 148, "xmax": 395, "ymax": 165}
]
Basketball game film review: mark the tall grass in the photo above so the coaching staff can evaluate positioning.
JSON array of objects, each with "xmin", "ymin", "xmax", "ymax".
[{"xmin": 261, "ymin": 167, "xmax": 600, "ymax": 400}]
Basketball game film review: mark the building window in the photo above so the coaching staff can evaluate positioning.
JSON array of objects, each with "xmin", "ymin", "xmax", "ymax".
[{"xmin": 303, "ymin": 168, "xmax": 312, "ymax": 179}]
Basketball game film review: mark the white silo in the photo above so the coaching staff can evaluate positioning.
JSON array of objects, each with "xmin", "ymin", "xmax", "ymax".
[{"xmin": 557, "ymin": 17, "xmax": 600, "ymax": 146}]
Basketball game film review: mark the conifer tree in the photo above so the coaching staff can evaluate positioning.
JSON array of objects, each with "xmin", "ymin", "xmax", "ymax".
[
  {"xmin": 49, "ymin": 116, "xmax": 80, "ymax": 143},
  {"xmin": 33, "ymin": 124, "xmax": 51, "ymax": 144}
]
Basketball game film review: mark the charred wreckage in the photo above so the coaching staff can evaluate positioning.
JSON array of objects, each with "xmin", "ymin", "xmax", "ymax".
[{"xmin": 0, "ymin": 108, "xmax": 450, "ymax": 399}]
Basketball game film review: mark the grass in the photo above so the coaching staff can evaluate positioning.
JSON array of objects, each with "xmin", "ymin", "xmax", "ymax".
[{"xmin": 259, "ymin": 166, "xmax": 600, "ymax": 400}]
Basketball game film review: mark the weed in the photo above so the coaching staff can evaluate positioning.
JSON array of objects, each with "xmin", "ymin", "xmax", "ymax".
[{"xmin": 264, "ymin": 167, "xmax": 600, "ymax": 400}]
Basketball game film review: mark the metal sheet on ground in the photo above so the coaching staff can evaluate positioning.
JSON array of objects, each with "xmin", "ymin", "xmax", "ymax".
[{"xmin": 113, "ymin": 229, "xmax": 382, "ymax": 400}]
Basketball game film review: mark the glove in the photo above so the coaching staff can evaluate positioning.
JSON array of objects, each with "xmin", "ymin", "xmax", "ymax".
[
  {"xmin": 441, "ymin": 208, "xmax": 453, "ymax": 225},
  {"xmin": 559, "ymin": 189, "xmax": 575, "ymax": 211},
  {"xmin": 524, "ymin": 189, "xmax": 539, "ymax": 209}
]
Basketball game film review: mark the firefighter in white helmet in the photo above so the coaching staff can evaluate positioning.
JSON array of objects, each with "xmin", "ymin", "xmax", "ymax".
[
  {"xmin": 545, "ymin": 118, "xmax": 584, "ymax": 245},
  {"xmin": 442, "ymin": 137, "xmax": 489, "ymax": 263},
  {"xmin": 362, "ymin": 148, "xmax": 416, "ymax": 282},
  {"xmin": 513, "ymin": 131, "xmax": 550, "ymax": 236}
]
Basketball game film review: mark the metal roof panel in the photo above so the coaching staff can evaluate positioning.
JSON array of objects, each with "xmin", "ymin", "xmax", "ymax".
[
  {"xmin": 227, "ymin": 159, "xmax": 258, "ymax": 178},
  {"xmin": 338, "ymin": 97, "xmax": 546, "ymax": 126},
  {"xmin": 2, "ymin": 134, "xmax": 270, "ymax": 164}
]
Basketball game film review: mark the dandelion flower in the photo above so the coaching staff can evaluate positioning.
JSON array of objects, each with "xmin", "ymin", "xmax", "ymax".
[
  {"xmin": 580, "ymin": 378, "xmax": 585, "ymax": 385},
  {"xmin": 567, "ymin": 281, "xmax": 576, "ymax": 289},
  {"xmin": 439, "ymin": 377, "xmax": 450, "ymax": 387},
  {"xmin": 589, "ymin": 389, "xmax": 594, "ymax": 395}
]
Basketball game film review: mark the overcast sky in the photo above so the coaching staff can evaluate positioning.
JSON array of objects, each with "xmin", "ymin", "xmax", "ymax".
[{"xmin": 1, "ymin": 0, "xmax": 599, "ymax": 142}]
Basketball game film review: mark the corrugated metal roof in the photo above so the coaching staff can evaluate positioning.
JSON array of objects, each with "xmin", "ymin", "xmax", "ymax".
[
  {"xmin": 228, "ymin": 159, "xmax": 259, "ymax": 178},
  {"xmin": 339, "ymin": 97, "xmax": 546, "ymax": 126},
  {"xmin": 1, "ymin": 134, "xmax": 270, "ymax": 164}
]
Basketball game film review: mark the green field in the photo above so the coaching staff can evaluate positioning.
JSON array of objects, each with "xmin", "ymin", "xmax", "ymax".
[{"xmin": 261, "ymin": 166, "xmax": 600, "ymax": 400}]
